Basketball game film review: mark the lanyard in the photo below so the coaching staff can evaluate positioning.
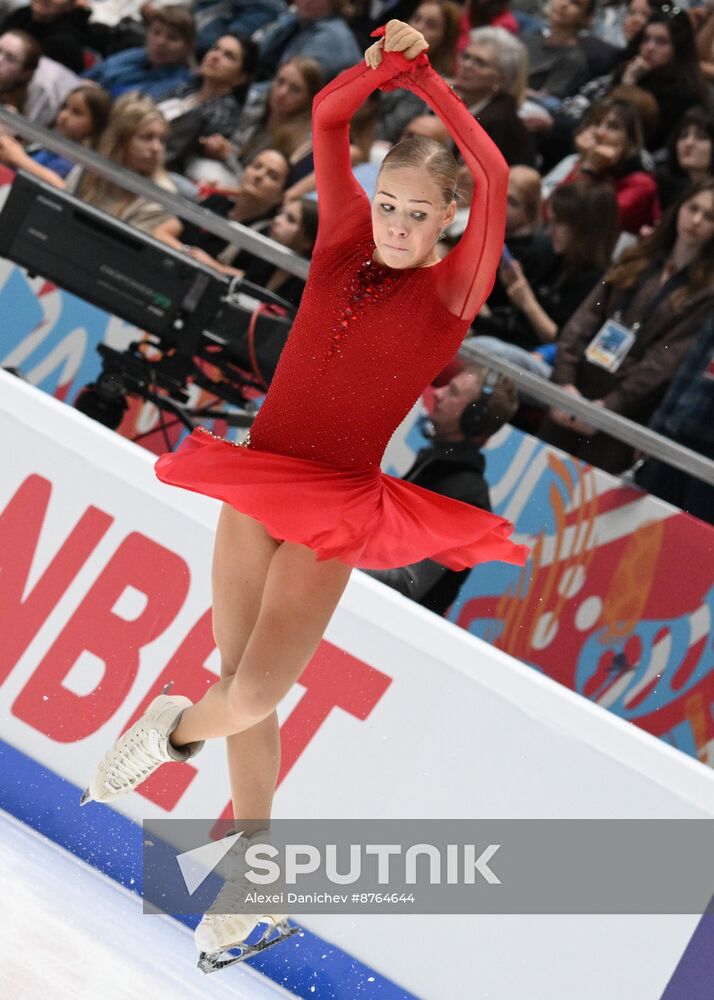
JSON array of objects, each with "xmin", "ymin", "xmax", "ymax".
[{"xmin": 611, "ymin": 263, "xmax": 689, "ymax": 332}]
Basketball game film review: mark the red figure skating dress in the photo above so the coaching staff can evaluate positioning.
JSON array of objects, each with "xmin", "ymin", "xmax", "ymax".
[{"xmin": 154, "ymin": 46, "xmax": 530, "ymax": 571}]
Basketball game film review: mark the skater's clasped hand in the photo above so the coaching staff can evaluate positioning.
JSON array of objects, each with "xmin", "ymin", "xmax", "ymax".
[{"xmin": 364, "ymin": 20, "xmax": 429, "ymax": 70}]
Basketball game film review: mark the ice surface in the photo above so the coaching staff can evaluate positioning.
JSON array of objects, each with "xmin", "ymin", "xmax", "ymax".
[{"xmin": 0, "ymin": 810, "xmax": 292, "ymax": 1000}]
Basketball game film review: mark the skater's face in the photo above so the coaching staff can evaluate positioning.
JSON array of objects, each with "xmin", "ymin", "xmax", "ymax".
[
  {"xmin": 431, "ymin": 369, "xmax": 484, "ymax": 439},
  {"xmin": 372, "ymin": 165, "xmax": 455, "ymax": 269}
]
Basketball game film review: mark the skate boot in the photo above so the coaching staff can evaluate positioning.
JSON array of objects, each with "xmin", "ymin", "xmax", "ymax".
[
  {"xmin": 79, "ymin": 693, "xmax": 204, "ymax": 806},
  {"xmin": 195, "ymin": 830, "xmax": 298, "ymax": 973}
]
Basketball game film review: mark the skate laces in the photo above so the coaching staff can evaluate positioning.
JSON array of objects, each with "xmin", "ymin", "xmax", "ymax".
[{"xmin": 104, "ymin": 728, "xmax": 166, "ymax": 791}]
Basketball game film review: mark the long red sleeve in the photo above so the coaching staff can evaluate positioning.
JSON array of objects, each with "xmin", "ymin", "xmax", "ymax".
[{"xmin": 312, "ymin": 46, "xmax": 508, "ymax": 320}]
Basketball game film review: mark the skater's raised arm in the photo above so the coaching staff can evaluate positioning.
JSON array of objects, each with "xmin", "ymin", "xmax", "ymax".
[
  {"xmin": 387, "ymin": 53, "xmax": 509, "ymax": 320},
  {"xmin": 311, "ymin": 31, "xmax": 431, "ymax": 247}
]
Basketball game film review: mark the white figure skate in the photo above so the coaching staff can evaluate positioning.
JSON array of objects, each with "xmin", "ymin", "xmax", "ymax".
[
  {"xmin": 79, "ymin": 690, "xmax": 204, "ymax": 806},
  {"xmin": 196, "ymin": 830, "xmax": 299, "ymax": 974}
]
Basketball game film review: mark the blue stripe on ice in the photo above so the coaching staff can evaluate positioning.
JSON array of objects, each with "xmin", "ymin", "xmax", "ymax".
[{"xmin": 0, "ymin": 738, "xmax": 416, "ymax": 1000}]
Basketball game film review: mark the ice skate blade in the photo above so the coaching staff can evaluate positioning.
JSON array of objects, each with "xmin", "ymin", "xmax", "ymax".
[
  {"xmin": 197, "ymin": 920, "xmax": 299, "ymax": 974},
  {"xmin": 79, "ymin": 788, "xmax": 92, "ymax": 806}
]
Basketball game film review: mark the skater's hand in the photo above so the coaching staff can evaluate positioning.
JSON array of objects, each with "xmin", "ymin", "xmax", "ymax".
[
  {"xmin": 365, "ymin": 36, "xmax": 385, "ymax": 69},
  {"xmin": 384, "ymin": 20, "xmax": 428, "ymax": 59},
  {"xmin": 365, "ymin": 20, "xmax": 428, "ymax": 69}
]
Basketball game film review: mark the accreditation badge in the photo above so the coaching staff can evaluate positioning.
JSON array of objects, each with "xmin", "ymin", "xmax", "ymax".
[{"xmin": 585, "ymin": 318, "xmax": 637, "ymax": 373}]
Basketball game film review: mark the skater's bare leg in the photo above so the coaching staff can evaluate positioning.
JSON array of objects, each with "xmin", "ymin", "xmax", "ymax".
[
  {"xmin": 170, "ymin": 541, "xmax": 352, "ymax": 745},
  {"xmin": 210, "ymin": 504, "xmax": 281, "ymax": 825}
]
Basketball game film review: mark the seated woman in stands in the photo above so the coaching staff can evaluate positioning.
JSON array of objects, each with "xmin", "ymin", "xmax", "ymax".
[
  {"xmin": 542, "ymin": 97, "xmax": 660, "ymax": 234},
  {"xmin": 64, "ymin": 92, "xmax": 178, "ymax": 233},
  {"xmin": 547, "ymin": 8, "xmax": 709, "ymax": 154},
  {"xmin": 656, "ymin": 106, "xmax": 714, "ymax": 211},
  {"xmin": 538, "ymin": 178, "xmax": 714, "ymax": 474},
  {"xmin": 225, "ymin": 197, "xmax": 319, "ymax": 307},
  {"xmin": 151, "ymin": 147, "xmax": 289, "ymax": 265},
  {"xmin": 472, "ymin": 180, "xmax": 619, "ymax": 359},
  {"xmin": 374, "ymin": 0, "xmax": 462, "ymax": 144},
  {"xmin": 452, "ymin": 27, "xmax": 535, "ymax": 167},
  {"xmin": 482, "ymin": 164, "xmax": 546, "ymax": 309},
  {"xmin": 0, "ymin": 83, "xmax": 110, "ymax": 186},
  {"xmin": 192, "ymin": 57, "xmax": 324, "ymax": 188},
  {"xmin": 157, "ymin": 33, "xmax": 259, "ymax": 175}
]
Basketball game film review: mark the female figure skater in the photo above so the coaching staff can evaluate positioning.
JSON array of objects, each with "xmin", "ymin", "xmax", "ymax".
[{"xmin": 81, "ymin": 19, "xmax": 528, "ymax": 967}]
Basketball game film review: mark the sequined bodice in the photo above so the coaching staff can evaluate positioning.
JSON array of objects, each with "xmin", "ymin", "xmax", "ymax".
[
  {"xmin": 244, "ymin": 47, "xmax": 507, "ymax": 470},
  {"xmin": 248, "ymin": 224, "xmax": 470, "ymax": 469}
]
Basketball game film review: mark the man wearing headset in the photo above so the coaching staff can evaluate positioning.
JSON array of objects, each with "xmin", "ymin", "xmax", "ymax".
[{"xmin": 366, "ymin": 364, "xmax": 518, "ymax": 616}]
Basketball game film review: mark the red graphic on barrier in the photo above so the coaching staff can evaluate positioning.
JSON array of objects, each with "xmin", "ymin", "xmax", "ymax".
[
  {"xmin": 1, "ymin": 474, "xmax": 393, "ymax": 814},
  {"xmin": 0, "ymin": 475, "xmax": 113, "ymax": 686},
  {"xmin": 13, "ymin": 528, "xmax": 191, "ymax": 742}
]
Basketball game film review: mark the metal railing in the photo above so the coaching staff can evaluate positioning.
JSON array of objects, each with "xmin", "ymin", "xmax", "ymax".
[
  {"xmin": 0, "ymin": 108, "xmax": 310, "ymax": 279},
  {"xmin": 461, "ymin": 343, "xmax": 714, "ymax": 487},
  {"xmin": 1, "ymin": 106, "xmax": 712, "ymax": 488}
]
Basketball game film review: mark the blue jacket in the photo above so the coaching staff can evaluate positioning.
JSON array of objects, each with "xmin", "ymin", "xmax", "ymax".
[
  {"xmin": 258, "ymin": 13, "xmax": 361, "ymax": 81},
  {"xmin": 83, "ymin": 48, "xmax": 191, "ymax": 100}
]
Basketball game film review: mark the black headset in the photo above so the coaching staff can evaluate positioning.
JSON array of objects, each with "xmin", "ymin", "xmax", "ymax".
[{"xmin": 459, "ymin": 370, "xmax": 500, "ymax": 439}]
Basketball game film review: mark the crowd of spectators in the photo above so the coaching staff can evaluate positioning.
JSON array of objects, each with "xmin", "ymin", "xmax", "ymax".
[{"xmin": 0, "ymin": 0, "xmax": 712, "ymax": 534}]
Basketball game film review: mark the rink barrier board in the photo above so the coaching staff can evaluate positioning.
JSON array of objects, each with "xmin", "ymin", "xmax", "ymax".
[
  {"xmin": 4, "ymin": 372, "xmax": 714, "ymax": 999},
  {"xmin": 1, "ymin": 254, "xmax": 713, "ymax": 766},
  {"xmin": 0, "ymin": 738, "xmax": 415, "ymax": 1000}
]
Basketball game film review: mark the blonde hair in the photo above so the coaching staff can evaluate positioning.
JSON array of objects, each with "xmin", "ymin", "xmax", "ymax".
[
  {"xmin": 78, "ymin": 92, "xmax": 173, "ymax": 207},
  {"xmin": 379, "ymin": 135, "xmax": 457, "ymax": 206}
]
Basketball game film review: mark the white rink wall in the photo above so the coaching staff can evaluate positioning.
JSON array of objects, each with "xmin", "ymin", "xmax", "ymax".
[{"xmin": 2, "ymin": 369, "xmax": 714, "ymax": 1000}]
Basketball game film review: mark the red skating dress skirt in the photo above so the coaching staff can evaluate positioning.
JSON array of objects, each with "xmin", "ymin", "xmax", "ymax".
[{"xmin": 154, "ymin": 230, "xmax": 529, "ymax": 571}]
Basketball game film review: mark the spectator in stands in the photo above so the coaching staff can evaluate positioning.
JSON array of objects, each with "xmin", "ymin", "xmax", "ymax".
[
  {"xmin": 452, "ymin": 27, "xmax": 536, "ymax": 166},
  {"xmin": 472, "ymin": 181, "xmax": 619, "ymax": 379},
  {"xmin": 521, "ymin": 0, "xmax": 594, "ymax": 103},
  {"xmin": 192, "ymin": 0, "xmax": 284, "ymax": 56},
  {"xmin": 656, "ymin": 106, "xmax": 714, "ymax": 211},
  {"xmin": 411, "ymin": 0, "xmax": 462, "ymax": 75},
  {"xmin": 371, "ymin": 2, "xmax": 461, "ymax": 146},
  {"xmin": 635, "ymin": 310, "xmax": 714, "ymax": 525},
  {"xmin": 365, "ymin": 365, "xmax": 519, "ymax": 616},
  {"xmin": 82, "ymin": 5, "xmax": 194, "ymax": 100},
  {"xmin": 0, "ymin": 0, "xmax": 109, "ymax": 74},
  {"xmin": 257, "ymin": 0, "xmax": 362, "ymax": 83},
  {"xmin": 549, "ymin": 8, "xmax": 711, "ymax": 153},
  {"xmin": 0, "ymin": 26, "xmax": 38, "ymax": 111},
  {"xmin": 157, "ymin": 32, "xmax": 258, "ymax": 174},
  {"xmin": 151, "ymin": 147, "xmax": 289, "ymax": 262},
  {"xmin": 222, "ymin": 196, "xmax": 319, "ymax": 306},
  {"xmin": 592, "ymin": 0, "xmax": 649, "ymax": 48},
  {"xmin": 483, "ymin": 163, "xmax": 546, "ymax": 308},
  {"xmin": 459, "ymin": 0, "xmax": 519, "ymax": 44},
  {"xmin": 65, "ymin": 92, "xmax": 177, "ymax": 233},
  {"xmin": 193, "ymin": 56, "xmax": 323, "ymax": 187},
  {"xmin": 539, "ymin": 179, "xmax": 714, "ymax": 474},
  {"xmin": 542, "ymin": 97, "xmax": 660, "ymax": 233},
  {"xmin": 0, "ymin": 81, "xmax": 110, "ymax": 184},
  {"xmin": 695, "ymin": 1, "xmax": 714, "ymax": 85}
]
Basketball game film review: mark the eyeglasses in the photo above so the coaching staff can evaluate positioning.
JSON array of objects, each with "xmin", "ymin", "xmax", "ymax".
[{"xmin": 459, "ymin": 51, "xmax": 497, "ymax": 71}]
